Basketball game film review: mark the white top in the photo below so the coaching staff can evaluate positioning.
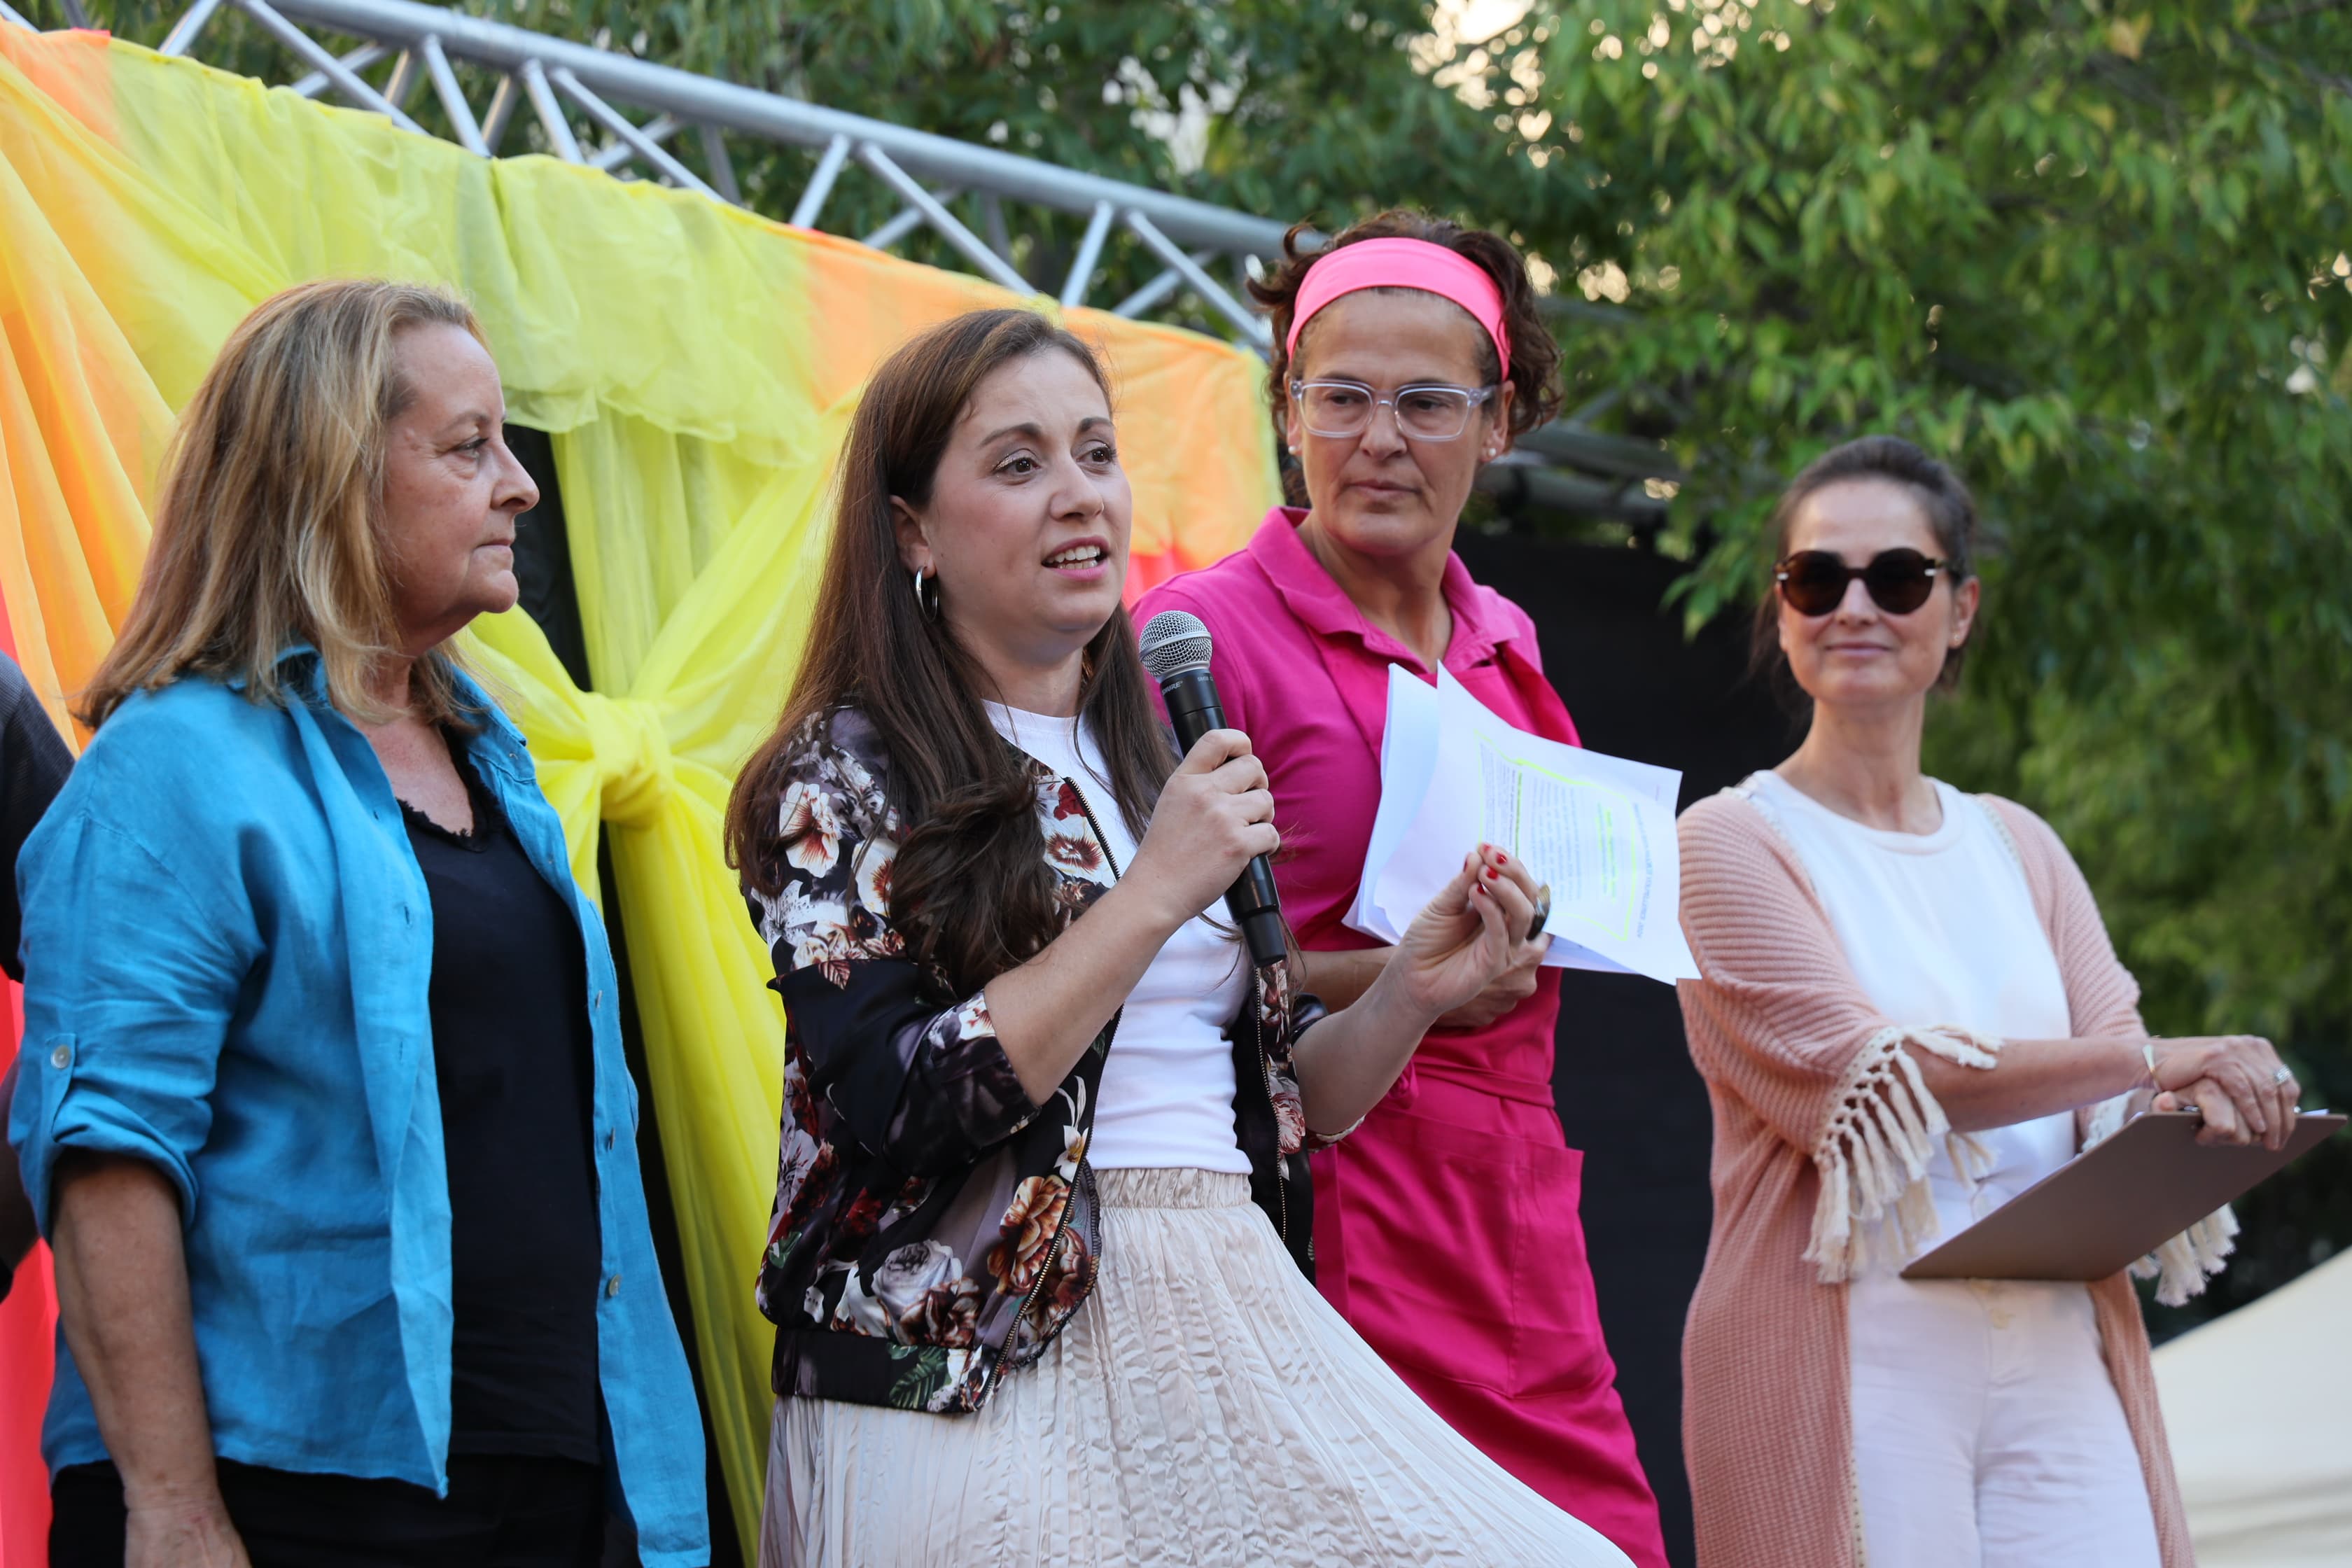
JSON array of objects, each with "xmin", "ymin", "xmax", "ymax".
[
  {"xmin": 1748, "ymin": 771, "xmax": 2078, "ymax": 1259},
  {"xmin": 987, "ymin": 703, "xmax": 1250, "ymax": 1174},
  {"xmin": 1750, "ymin": 773, "xmax": 2159, "ymax": 1562}
]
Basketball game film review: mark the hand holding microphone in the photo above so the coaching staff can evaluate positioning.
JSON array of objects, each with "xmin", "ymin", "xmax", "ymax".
[
  {"xmin": 1139, "ymin": 612, "xmax": 1289, "ymax": 966},
  {"xmin": 1124, "ymin": 727, "xmax": 1282, "ymax": 947}
]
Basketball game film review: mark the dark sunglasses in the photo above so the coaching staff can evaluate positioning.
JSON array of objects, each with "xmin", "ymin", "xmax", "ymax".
[{"xmin": 1774, "ymin": 547, "xmax": 1946, "ymax": 617}]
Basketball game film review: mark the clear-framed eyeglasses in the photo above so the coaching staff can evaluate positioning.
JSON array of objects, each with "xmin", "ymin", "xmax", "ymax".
[{"xmin": 1289, "ymin": 378, "xmax": 1499, "ymax": 442}]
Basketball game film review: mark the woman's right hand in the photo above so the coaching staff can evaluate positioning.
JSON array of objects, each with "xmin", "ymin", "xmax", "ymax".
[
  {"xmin": 2148, "ymin": 1035, "xmax": 2299, "ymax": 1149},
  {"xmin": 1127, "ymin": 729, "xmax": 1278, "ymax": 933},
  {"xmin": 1434, "ymin": 929, "xmax": 1548, "ymax": 1030}
]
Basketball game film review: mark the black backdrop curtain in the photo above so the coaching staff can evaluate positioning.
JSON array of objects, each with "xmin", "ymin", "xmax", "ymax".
[{"xmin": 1456, "ymin": 533, "xmax": 1791, "ymax": 1568}]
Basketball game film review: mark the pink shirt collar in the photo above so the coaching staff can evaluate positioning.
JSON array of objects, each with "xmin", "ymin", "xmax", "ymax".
[{"xmin": 1241, "ymin": 507, "xmax": 1512, "ymax": 676}]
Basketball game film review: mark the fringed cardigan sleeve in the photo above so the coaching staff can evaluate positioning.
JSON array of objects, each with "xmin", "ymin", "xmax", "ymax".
[
  {"xmin": 1674, "ymin": 792, "xmax": 2001, "ymax": 1282},
  {"xmin": 1984, "ymin": 797, "xmax": 2236, "ymax": 1304}
]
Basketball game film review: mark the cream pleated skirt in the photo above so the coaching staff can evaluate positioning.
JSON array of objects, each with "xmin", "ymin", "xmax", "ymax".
[{"xmin": 760, "ymin": 1167, "xmax": 1632, "ymax": 1567}]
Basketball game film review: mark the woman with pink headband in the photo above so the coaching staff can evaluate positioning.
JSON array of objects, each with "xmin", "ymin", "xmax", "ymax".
[{"xmin": 1139, "ymin": 212, "xmax": 1670, "ymax": 1567}]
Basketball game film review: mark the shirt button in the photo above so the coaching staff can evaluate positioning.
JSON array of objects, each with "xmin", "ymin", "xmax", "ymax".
[
  {"xmin": 594, "ymin": 989, "xmax": 604, "ymax": 1011},
  {"xmin": 606, "ymin": 1275, "xmax": 622, "ymax": 1298},
  {"xmin": 49, "ymin": 1043, "xmax": 70, "ymax": 1069},
  {"xmin": 603, "ymin": 1130, "xmax": 616, "ymax": 1152}
]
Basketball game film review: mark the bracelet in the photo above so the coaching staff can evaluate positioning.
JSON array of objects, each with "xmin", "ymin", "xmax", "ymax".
[{"xmin": 2142, "ymin": 1040, "xmax": 2161, "ymax": 1090}]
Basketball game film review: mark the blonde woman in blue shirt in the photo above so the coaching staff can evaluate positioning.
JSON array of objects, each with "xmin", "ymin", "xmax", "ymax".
[{"xmin": 9, "ymin": 282, "xmax": 706, "ymax": 1568}]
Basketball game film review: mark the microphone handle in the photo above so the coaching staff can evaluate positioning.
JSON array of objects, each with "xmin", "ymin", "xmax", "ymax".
[{"xmin": 1158, "ymin": 668, "xmax": 1287, "ymax": 969}]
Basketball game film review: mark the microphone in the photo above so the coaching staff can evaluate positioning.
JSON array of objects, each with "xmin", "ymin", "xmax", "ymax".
[{"xmin": 1138, "ymin": 610, "xmax": 1287, "ymax": 969}]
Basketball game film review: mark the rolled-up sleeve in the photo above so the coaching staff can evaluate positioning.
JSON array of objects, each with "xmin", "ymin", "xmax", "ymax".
[{"xmin": 9, "ymin": 811, "xmax": 248, "ymax": 1230}]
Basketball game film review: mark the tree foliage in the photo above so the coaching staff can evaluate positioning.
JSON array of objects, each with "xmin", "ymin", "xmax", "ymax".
[
  {"xmin": 1499, "ymin": 0, "xmax": 2352, "ymax": 1326},
  {"xmin": 44, "ymin": 0, "xmax": 2352, "ymax": 1322}
]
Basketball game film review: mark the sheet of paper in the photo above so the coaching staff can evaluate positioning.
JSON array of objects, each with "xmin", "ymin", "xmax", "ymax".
[
  {"xmin": 1345, "ymin": 665, "xmax": 1440, "ymax": 940},
  {"xmin": 1349, "ymin": 666, "xmax": 1698, "ymax": 984}
]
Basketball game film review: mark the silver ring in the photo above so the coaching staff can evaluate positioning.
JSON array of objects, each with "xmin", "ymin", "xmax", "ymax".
[{"xmin": 2273, "ymin": 1066, "xmax": 2295, "ymax": 1086}]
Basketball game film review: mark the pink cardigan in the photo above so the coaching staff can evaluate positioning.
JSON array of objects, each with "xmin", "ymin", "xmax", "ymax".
[{"xmin": 1674, "ymin": 785, "xmax": 2229, "ymax": 1568}]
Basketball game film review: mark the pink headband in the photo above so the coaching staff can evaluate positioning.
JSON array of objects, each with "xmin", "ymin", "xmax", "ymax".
[{"xmin": 1284, "ymin": 236, "xmax": 1511, "ymax": 379}]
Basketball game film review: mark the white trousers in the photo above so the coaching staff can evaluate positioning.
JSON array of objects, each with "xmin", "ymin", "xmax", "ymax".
[{"xmin": 1848, "ymin": 1274, "xmax": 2162, "ymax": 1568}]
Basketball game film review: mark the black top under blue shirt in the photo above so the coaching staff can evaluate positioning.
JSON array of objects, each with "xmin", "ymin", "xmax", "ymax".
[{"xmin": 402, "ymin": 748, "xmax": 603, "ymax": 1465}]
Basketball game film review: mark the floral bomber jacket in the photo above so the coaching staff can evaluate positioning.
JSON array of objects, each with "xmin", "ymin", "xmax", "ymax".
[{"xmin": 748, "ymin": 706, "xmax": 1331, "ymax": 1415}]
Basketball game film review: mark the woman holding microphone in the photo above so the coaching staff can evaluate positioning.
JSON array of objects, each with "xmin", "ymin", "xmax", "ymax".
[
  {"xmin": 1135, "ymin": 211, "xmax": 1668, "ymax": 1566},
  {"xmin": 1674, "ymin": 435, "xmax": 2290, "ymax": 1567},
  {"xmin": 729, "ymin": 307, "xmax": 1629, "ymax": 1565}
]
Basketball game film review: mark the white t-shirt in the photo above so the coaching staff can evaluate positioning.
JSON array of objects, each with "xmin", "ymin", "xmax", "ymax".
[
  {"xmin": 1749, "ymin": 770, "xmax": 2079, "ymax": 1251},
  {"xmin": 986, "ymin": 703, "xmax": 1250, "ymax": 1174}
]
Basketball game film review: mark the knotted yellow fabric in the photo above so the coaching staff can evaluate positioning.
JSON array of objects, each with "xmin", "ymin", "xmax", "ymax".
[
  {"xmin": 0, "ymin": 27, "xmax": 1278, "ymax": 1548},
  {"xmin": 580, "ymin": 692, "xmax": 678, "ymax": 832}
]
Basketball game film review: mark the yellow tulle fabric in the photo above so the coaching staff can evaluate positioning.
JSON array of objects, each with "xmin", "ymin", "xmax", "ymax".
[{"xmin": 0, "ymin": 27, "xmax": 1278, "ymax": 1546}]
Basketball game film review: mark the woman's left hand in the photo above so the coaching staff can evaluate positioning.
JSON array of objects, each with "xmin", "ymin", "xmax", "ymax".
[{"xmin": 1385, "ymin": 845, "xmax": 1542, "ymax": 1025}]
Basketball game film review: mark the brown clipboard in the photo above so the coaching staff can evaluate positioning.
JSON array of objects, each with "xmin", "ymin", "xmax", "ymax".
[{"xmin": 1900, "ymin": 1110, "xmax": 2345, "ymax": 1283}]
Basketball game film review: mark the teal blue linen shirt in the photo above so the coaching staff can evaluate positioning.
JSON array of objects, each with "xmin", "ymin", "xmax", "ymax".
[{"xmin": 6, "ymin": 651, "xmax": 708, "ymax": 1567}]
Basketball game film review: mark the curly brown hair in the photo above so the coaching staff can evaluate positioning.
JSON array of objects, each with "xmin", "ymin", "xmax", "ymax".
[{"xmin": 1248, "ymin": 210, "xmax": 1564, "ymax": 450}]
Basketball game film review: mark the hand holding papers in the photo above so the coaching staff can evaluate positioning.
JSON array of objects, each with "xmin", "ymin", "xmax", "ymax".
[{"xmin": 1347, "ymin": 667, "xmax": 1700, "ymax": 983}]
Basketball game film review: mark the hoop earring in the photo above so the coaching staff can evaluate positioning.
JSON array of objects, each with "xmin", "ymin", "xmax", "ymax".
[{"xmin": 911, "ymin": 566, "xmax": 941, "ymax": 621}]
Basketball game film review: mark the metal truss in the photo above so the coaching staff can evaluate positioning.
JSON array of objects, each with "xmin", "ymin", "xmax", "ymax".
[
  {"xmin": 69, "ymin": 0, "xmax": 1282, "ymax": 345},
  {"xmin": 4, "ymin": 0, "xmax": 1682, "ymax": 523}
]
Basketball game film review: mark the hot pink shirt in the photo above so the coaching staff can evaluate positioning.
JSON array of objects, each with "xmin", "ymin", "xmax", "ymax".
[
  {"xmin": 1142, "ymin": 512, "xmax": 1670, "ymax": 1567},
  {"xmin": 1137, "ymin": 507, "xmax": 1581, "ymax": 1095}
]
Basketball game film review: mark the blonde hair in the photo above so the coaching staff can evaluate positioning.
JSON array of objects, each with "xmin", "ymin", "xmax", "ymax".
[{"xmin": 83, "ymin": 279, "xmax": 491, "ymax": 730}]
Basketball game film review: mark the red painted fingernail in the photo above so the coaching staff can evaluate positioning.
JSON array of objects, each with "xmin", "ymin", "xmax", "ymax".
[{"xmin": 1496, "ymin": 853, "xmax": 1508, "ymax": 864}]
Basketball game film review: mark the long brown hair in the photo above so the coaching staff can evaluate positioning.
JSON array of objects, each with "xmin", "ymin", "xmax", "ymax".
[
  {"xmin": 726, "ymin": 309, "xmax": 1173, "ymax": 996},
  {"xmin": 82, "ymin": 279, "xmax": 485, "ymax": 729}
]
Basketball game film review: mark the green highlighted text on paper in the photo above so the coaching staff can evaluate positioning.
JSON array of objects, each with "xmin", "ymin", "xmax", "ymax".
[{"xmin": 1350, "ymin": 666, "xmax": 1699, "ymax": 984}]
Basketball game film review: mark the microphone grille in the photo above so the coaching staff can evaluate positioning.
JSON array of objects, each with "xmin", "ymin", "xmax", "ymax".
[{"xmin": 1138, "ymin": 610, "xmax": 1214, "ymax": 683}]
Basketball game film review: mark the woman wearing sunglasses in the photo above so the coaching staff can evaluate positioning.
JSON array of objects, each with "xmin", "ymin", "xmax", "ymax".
[
  {"xmin": 1135, "ymin": 212, "xmax": 1669, "ymax": 1568},
  {"xmin": 1674, "ymin": 435, "xmax": 2293, "ymax": 1568}
]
